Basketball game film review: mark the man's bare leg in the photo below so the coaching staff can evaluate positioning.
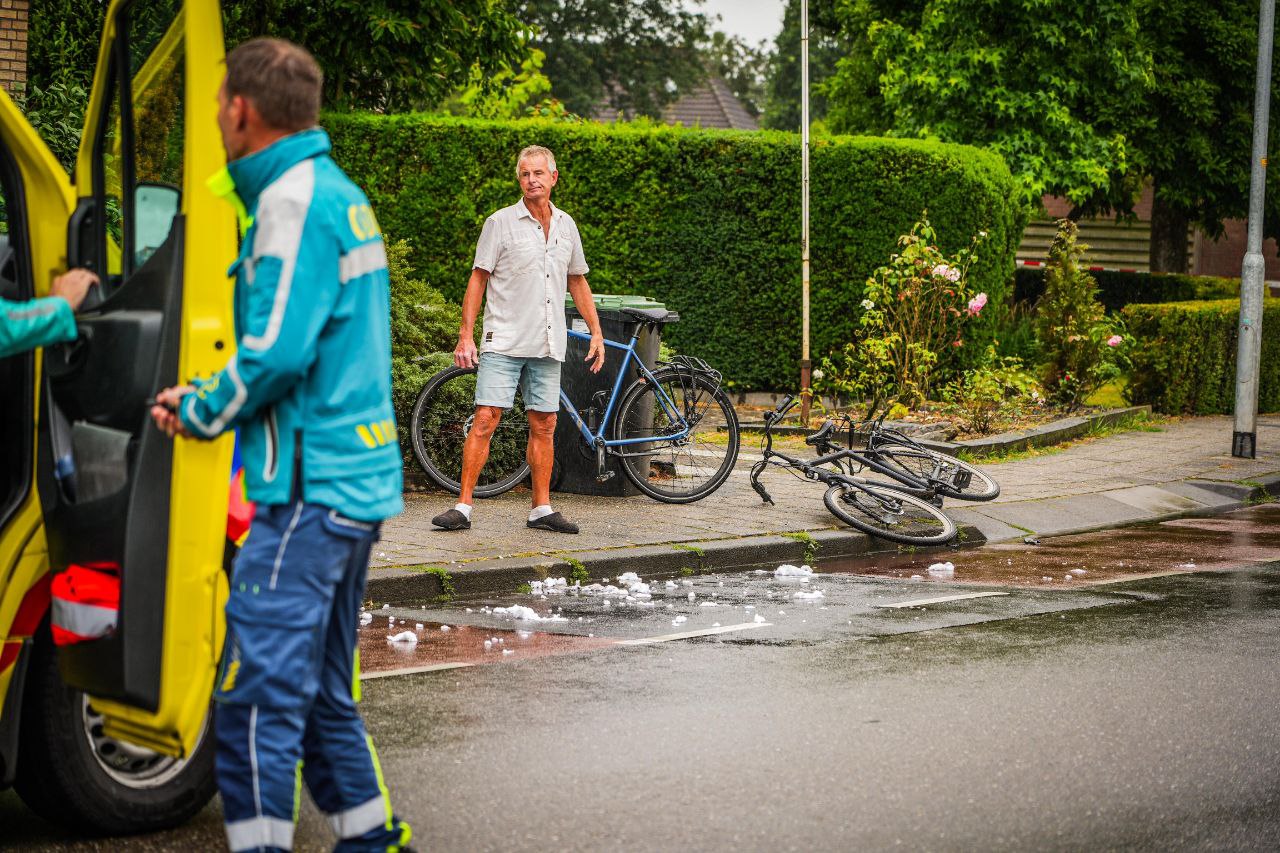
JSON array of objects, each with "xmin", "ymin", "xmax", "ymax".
[
  {"xmin": 525, "ymin": 410, "xmax": 578, "ymax": 533},
  {"xmin": 458, "ymin": 406, "xmax": 504, "ymax": 506}
]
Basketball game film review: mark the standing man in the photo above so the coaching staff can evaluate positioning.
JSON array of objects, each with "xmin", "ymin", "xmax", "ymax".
[
  {"xmin": 150, "ymin": 39, "xmax": 411, "ymax": 853},
  {"xmin": 0, "ymin": 270, "xmax": 98, "ymax": 358},
  {"xmin": 431, "ymin": 145, "xmax": 604, "ymax": 534}
]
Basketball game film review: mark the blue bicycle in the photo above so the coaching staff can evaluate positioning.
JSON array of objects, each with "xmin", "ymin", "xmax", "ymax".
[{"xmin": 409, "ymin": 307, "xmax": 740, "ymax": 503}]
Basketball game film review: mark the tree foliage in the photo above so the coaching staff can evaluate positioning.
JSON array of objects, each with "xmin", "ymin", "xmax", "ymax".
[
  {"xmin": 760, "ymin": 0, "xmax": 843, "ymax": 131},
  {"xmin": 517, "ymin": 0, "xmax": 711, "ymax": 119},
  {"xmin": 703, "ymin": 30, "xmax": 770, "ymax": 118},
  {"xmin": 828, "ymin": 0, "xmax": 1152, "ymax": 216}
]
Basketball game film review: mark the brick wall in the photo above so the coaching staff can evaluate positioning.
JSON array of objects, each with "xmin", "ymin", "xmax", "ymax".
[{"xmin": 0, "ymin": 0, "xmax": 28, "ymax": 97}]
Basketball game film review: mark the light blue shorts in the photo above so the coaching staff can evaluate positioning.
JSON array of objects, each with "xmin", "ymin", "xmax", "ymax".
[{"xmin": 475, "ymin": 352, "xmax": 562, "ymax": 413}]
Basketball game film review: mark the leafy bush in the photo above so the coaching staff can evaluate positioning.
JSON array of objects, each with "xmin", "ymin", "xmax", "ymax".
[
  {"xmin": 940, "ymin": 346, "xmax": 1042, "ymax": 435},
  {"xmin": 1124, "ymin": 299, "xmax": 1280, "ymax": 414},
  {"xmin": 325, "ymin": 113, "xmax": 1025, "ymax": 390},
  {"xmin": 1014, "ymin": 266, "xmax": 1238, "ymax": 312},
  {"xmin": 815, "ymin": 216, "xmax": 988, "ymax": 413},
  {"xmin": 388, "ymin": 240, "xmax": 461, "ymax": 457},
  {"xmin": 1035, "ymin": 221, "xmax": 1129, "ymax": 409}
]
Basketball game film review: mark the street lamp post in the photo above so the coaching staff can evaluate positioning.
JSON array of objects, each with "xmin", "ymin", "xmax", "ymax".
[
  {"xmin": 1233, "ymin": 0, "xmax": 1275, "ymax": 459},
  {"xmin": 799, "ymin": 0, "xmax": 812, "ymax": 426}
]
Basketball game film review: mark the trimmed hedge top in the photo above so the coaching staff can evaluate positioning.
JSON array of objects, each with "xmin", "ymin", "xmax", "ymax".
[{"xmin": 326, "ymin": 114, "xmax": 1025, "ymax": 390}]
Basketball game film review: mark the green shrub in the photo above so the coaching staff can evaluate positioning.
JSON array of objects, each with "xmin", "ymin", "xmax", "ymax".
[
  {"xmin": 388, "ymin": 239, "xmax": 461, "ymax": 458},
  {"xmin": 815, "ymin": 216, "xmax": 989, "ymax": 413},
  {"xmin": 1015, "ymin": 266, "xmax": 1238, "ymax": 312},
  {"xmin": 940, "ymin": 346, "xmax": 1041, "ymax": 435},
  {"xmin": 1124, "ymin": 299, "xmax": 1280, "ymax": 414},
  {"xmin": 325, "ymin": 114, "xmax": 1025, "ymax": 390},
  {"xmin": 1035, "ymin": 221, "xmax": 1128, "ymax": 410}
]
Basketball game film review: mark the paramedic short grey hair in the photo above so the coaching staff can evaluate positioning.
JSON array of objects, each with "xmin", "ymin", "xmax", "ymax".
[{"xmin": 516, "ymin": 145, "xmax": 557, "ymax": 178}]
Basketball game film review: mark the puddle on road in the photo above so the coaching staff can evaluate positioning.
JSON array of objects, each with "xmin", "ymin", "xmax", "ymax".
[
  {"xmin": 360, "ymin": 619, "xmax": 614, "ymax": 675},
  {"xmin": 825, "ymin": 504, "xmax": 1280, "ymax": 587}
]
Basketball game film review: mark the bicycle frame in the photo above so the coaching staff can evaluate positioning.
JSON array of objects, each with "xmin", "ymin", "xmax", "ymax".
[{"xmin": 560, "ymin": 326, "xmax": 689, "ymax": 452}]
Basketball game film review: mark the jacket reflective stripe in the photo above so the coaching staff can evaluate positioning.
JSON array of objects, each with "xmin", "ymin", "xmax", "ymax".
[
  {"xmin": 262, "ymin": 408, "xmax": 279, "ymax": 482},
  {"xmin": 326, "ymin": 794, "xmax": 389, "ymax": 838},
  {"xmin": 185, "ymin": 355, "xmax": 248, "ymax": 438},
  {"xmin": 338, "ymin": 240, "xmax": 388, "ymax": 284},
  {"xmin": 241, "ymin": 160, "xmax": 314, "ymax": 352},
  {"xmin": 51, "ymin": 598, "xmax": 117, "ymax": 639},
  {"xmin": 224, "ymin": 815, "xmax": 295, "ymax": 851}
]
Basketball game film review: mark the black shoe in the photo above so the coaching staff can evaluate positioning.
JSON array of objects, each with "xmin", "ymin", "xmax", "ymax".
[
  {"xmin": 432, "ymin": 508, "xmax": 471, "ymax": 530},
  {"xmin": 526, "ymin": 511, "xmax": 579, "ymax": 534}
]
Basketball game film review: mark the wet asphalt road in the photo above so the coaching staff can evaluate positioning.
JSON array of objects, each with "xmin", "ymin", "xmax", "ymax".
[{"xmin": 4, "ymin": 520, "xmax": 1280, "ymax": 851}]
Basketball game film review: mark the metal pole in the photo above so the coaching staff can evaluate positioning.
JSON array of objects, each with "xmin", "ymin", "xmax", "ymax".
[
  {"xmin": 1234, "ymin": 0, "xmax": 1275, "ymax": 458},
  {"xmin": 799, "ymin": 0, "xmax": 812, "ymax": 426}
]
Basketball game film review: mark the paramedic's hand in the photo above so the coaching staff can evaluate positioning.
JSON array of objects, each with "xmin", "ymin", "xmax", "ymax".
[
  {"xmin": 586, "ymin": 334, "xmax": 605, "ymax": 374},
  {"xmin": 454, "ymin": 335, "xmax": 479, "ymax": 369},
  {"xmin": 151, "ymin": 385, "xmax": 194, "ymax": 438},
  {"xmin": 50, "ymin": 268, "xmax": 100, "ymax": 311}
]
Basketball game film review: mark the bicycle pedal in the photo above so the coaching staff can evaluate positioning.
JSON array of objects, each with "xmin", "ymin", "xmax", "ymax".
[{"xmin": 595, "ymin": 471, "xmax": 616, "ymax": 483}]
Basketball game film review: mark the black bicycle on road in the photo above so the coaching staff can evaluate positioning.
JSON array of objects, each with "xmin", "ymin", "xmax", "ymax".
[{"xmin": 750, "ymin": 396, "xmax": 958, "ymax": 545}]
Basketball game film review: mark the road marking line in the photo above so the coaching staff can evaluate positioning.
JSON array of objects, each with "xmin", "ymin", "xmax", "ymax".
[
  {"xmin": 361, "ymin": 661, "xmax": 475, "ymax": 681},
  {"xmin": 876, "ymin": 591, "xmax": 1009, "ymax": 609},
  {"xmin": 615, "ymin": 622, "xmax": 772, "ymax": 646},
  {"xmin": 1082, "ymin": 570, "xmax": 1195, "ymax": 586}
]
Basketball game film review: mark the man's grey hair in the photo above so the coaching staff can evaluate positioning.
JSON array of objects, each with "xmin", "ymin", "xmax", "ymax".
[
  {"xmin": 225, "ymin": 37, "xmax": 323, "ymax": 132},
  {"xmin": 516, "ymin": 145, "xmax": 557, "ymax": 178}
]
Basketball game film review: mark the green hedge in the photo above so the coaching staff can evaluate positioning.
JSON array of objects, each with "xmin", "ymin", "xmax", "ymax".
[
  {"xmin": 1015, "ymin": 267, "xmax": 1238, "ymax": 312},
  {"xmin": 326, "ymin": 114, "xmax": 1025, "ymax": 390},
  {"xmin": 1123, "ymin": 299, "xmax": 1280, "ymax": 414}
]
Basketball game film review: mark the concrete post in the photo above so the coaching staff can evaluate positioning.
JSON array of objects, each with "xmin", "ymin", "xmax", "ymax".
[
  {"xmin": 799, "ymin": 0, "xmax": 812, "ymax": 426},
  {"xmin": 1233, "ymin": 0, "xmax": 1275, "ymax": 458}
]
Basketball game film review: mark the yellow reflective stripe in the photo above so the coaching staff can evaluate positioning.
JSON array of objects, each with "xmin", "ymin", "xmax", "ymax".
[
  {"xmin": 352, "ymin": 647, "xmax": 362, "ymax": 703},
  {"xmin": 356, "ymin": 425, "xmax": 377, "ymax": 448},
  {"xmin": 370, "ymin": 422, "xmax": 387, "ymax": 445},
  {"xmin": 366, "ymin": 735, "xmax": 394, "ymax": 830},
  {"xmin": 293, "ymin": 760, "xmax": 303, "ymax": 823},
  {"xmin": 383, "ymin": 420, "xmax": 398, "ymax": 442},
  {"xmin": 206, "ymin": 167, "xmax": 254, "ymax": 235},
  {"xmin": 391, "ymin": 822, "xmax": 413, "ymax": 852}
]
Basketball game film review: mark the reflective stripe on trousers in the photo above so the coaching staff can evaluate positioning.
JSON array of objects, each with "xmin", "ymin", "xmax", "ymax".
[
  {"xmin": 225, "ymin": 815, "xmax": 295, "ymax": 851},
  {"xmin": 327, "ymin": 794, "xmax": 389, "ymax": 839}
]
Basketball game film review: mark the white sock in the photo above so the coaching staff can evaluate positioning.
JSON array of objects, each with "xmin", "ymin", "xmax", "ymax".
[
  {"xmin": 454, "ymin": 503, "xmax": 473, "ymax": 520},
  {"xmin": 529, "ymin": 504, "xmax": 554, "ymax": 522}
]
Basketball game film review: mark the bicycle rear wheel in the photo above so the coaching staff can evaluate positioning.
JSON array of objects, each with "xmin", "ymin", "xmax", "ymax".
[
  {"xmin": 871, "ymin": 442, "xmax": 999, "ymax": 501},
  {"xmin": 823, "ymin": 482, "xmax": 956, "ymax": 545},
  {"xmin": 408, "ymin": 366, "xmax": 531, "ymax": 497},
  {"xmin": 612, "ymin": 367, "xmax": 739, "ymax": 503}
]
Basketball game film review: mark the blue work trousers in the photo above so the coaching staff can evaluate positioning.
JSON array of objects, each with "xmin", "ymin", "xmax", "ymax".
[{"xmin": 215, "ymin": 501, "xmax": 410, "ymax": 852}]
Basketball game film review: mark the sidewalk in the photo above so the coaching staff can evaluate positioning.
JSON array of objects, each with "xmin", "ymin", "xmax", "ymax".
[{"xmin": 366, "ymin": 415, "xmax": 1280, "ymax": 600}]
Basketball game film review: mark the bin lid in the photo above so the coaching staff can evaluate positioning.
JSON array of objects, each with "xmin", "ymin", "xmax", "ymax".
[{"xmin": 564, "ymin": 293, "xmax": 667, "ymax": 312}]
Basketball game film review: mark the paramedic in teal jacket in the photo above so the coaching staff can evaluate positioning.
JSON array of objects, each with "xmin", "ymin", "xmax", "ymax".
[
  {"xmin": 0, "ymin": 269, "xmax": 97, "ymax": 358},
  {"xmin": 150, "ymin": 38, "xmax": 411, "ymax": 853}
]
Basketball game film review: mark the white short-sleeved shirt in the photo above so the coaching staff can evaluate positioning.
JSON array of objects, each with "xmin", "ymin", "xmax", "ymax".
[{"xmin": 473, "ymin": 199, "xmax": 589, "ymax": 361}]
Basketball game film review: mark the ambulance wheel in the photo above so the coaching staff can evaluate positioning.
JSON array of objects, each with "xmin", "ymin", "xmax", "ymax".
[{"xmin": 14, "ymin": 631, "xmax": 217, "ymax": 835}]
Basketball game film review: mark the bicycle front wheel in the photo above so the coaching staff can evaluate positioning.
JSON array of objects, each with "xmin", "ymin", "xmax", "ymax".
[
  {"xmin": 408, "ymin": 366, "xmax": 531, "ymax": 497},
  {"xmin": 871, "ymin": 442, "xmax": 999, "ymax": 501},
  {"xmin": 612, "ymin": 368, "xmax": 739, "ymax": 503},
  {"xmin": 823, "ymin": 482, "xmax": 956, "ymax": 545}
]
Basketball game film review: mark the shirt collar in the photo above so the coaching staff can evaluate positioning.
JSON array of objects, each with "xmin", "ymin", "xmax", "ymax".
[
  {"xmin": 517, "ymin": 198, "xmax": 561, "ymax": 221},
  {"xmin": 225, "ymin": 127, "xmax": 331, "ymax": 210}
]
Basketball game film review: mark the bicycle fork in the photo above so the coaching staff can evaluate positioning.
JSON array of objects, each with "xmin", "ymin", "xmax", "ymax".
[{"xmin": 749, "ymin": 459, "xmax": 774, "ymax": 505}]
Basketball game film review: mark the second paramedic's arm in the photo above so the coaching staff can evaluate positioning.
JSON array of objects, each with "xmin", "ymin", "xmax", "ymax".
[
  {"xmin": 178, "ymin": 198, "xmax": 343, "ymax": 439},
  {"xmin": 0, "ymin": 270, "xmax": 98, "ymax": 358}
]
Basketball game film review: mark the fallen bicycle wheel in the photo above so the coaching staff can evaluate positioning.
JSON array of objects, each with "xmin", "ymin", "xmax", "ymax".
[
  {"xmin": 822, "ymin": 482, "xmax": 956, "ymax": 545},
  {"xmin": 409, "ymin": 366, "xmax": 531, "ymax": 497},
  {"xmin": 870, "ymin": 443, "xmax": 1000, "ymax": 501}
]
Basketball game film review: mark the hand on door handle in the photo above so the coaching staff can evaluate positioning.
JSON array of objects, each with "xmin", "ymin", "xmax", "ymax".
[
  {"xmin": 150, "ymin": 385, "xmax": 195, "ymax": 438},
  {"xmin": 51, "ymin": 268, "xmax": 101, "ymax": 312}
]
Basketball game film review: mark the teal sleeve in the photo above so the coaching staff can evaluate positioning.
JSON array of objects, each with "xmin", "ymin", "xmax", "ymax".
[{"xmin": 0, "ymin": 296, "xmax": 77, "ymax": 359}]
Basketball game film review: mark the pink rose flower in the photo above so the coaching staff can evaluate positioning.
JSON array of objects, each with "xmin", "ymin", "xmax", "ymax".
[
  {"xmin": 1107, "ymin": 334, "xmax": 1123, "ymax": 347},
  {"xmin": 966, "ymin": 292, "xmax": 988, "ymax": 315}
]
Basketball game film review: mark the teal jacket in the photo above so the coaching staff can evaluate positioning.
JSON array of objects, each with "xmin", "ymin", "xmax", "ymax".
[
  {"xmin": 180, "ymin": 129, "xmax": 403, "ymax": 521},
  {"xmin": 1, "ymin": 296, "xmax": 76, "ymax": 358}
]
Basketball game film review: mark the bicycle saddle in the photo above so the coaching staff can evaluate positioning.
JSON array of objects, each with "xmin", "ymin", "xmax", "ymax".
[
  {"xmin": 805, "ymin": 420, "xmax": 838, "ymax": 446},
  {"xmin": 619, "ymin": 306, "xmax": 679, "ymax": 324}
]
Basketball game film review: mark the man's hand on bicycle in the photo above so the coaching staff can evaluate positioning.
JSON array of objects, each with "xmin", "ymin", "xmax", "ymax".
[
  {"xmin": 585, "ymin": 334, "xmax": 605, "ymax": 374},
  {"xmin": 454, "ymin": 335, "xmax": 479, "ymax": 369}
]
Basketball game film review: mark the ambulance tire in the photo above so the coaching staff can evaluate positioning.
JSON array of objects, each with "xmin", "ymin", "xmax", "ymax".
[{"xmin": 14, "ymin": 630, "xmax": 217, "ymax": 835}]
